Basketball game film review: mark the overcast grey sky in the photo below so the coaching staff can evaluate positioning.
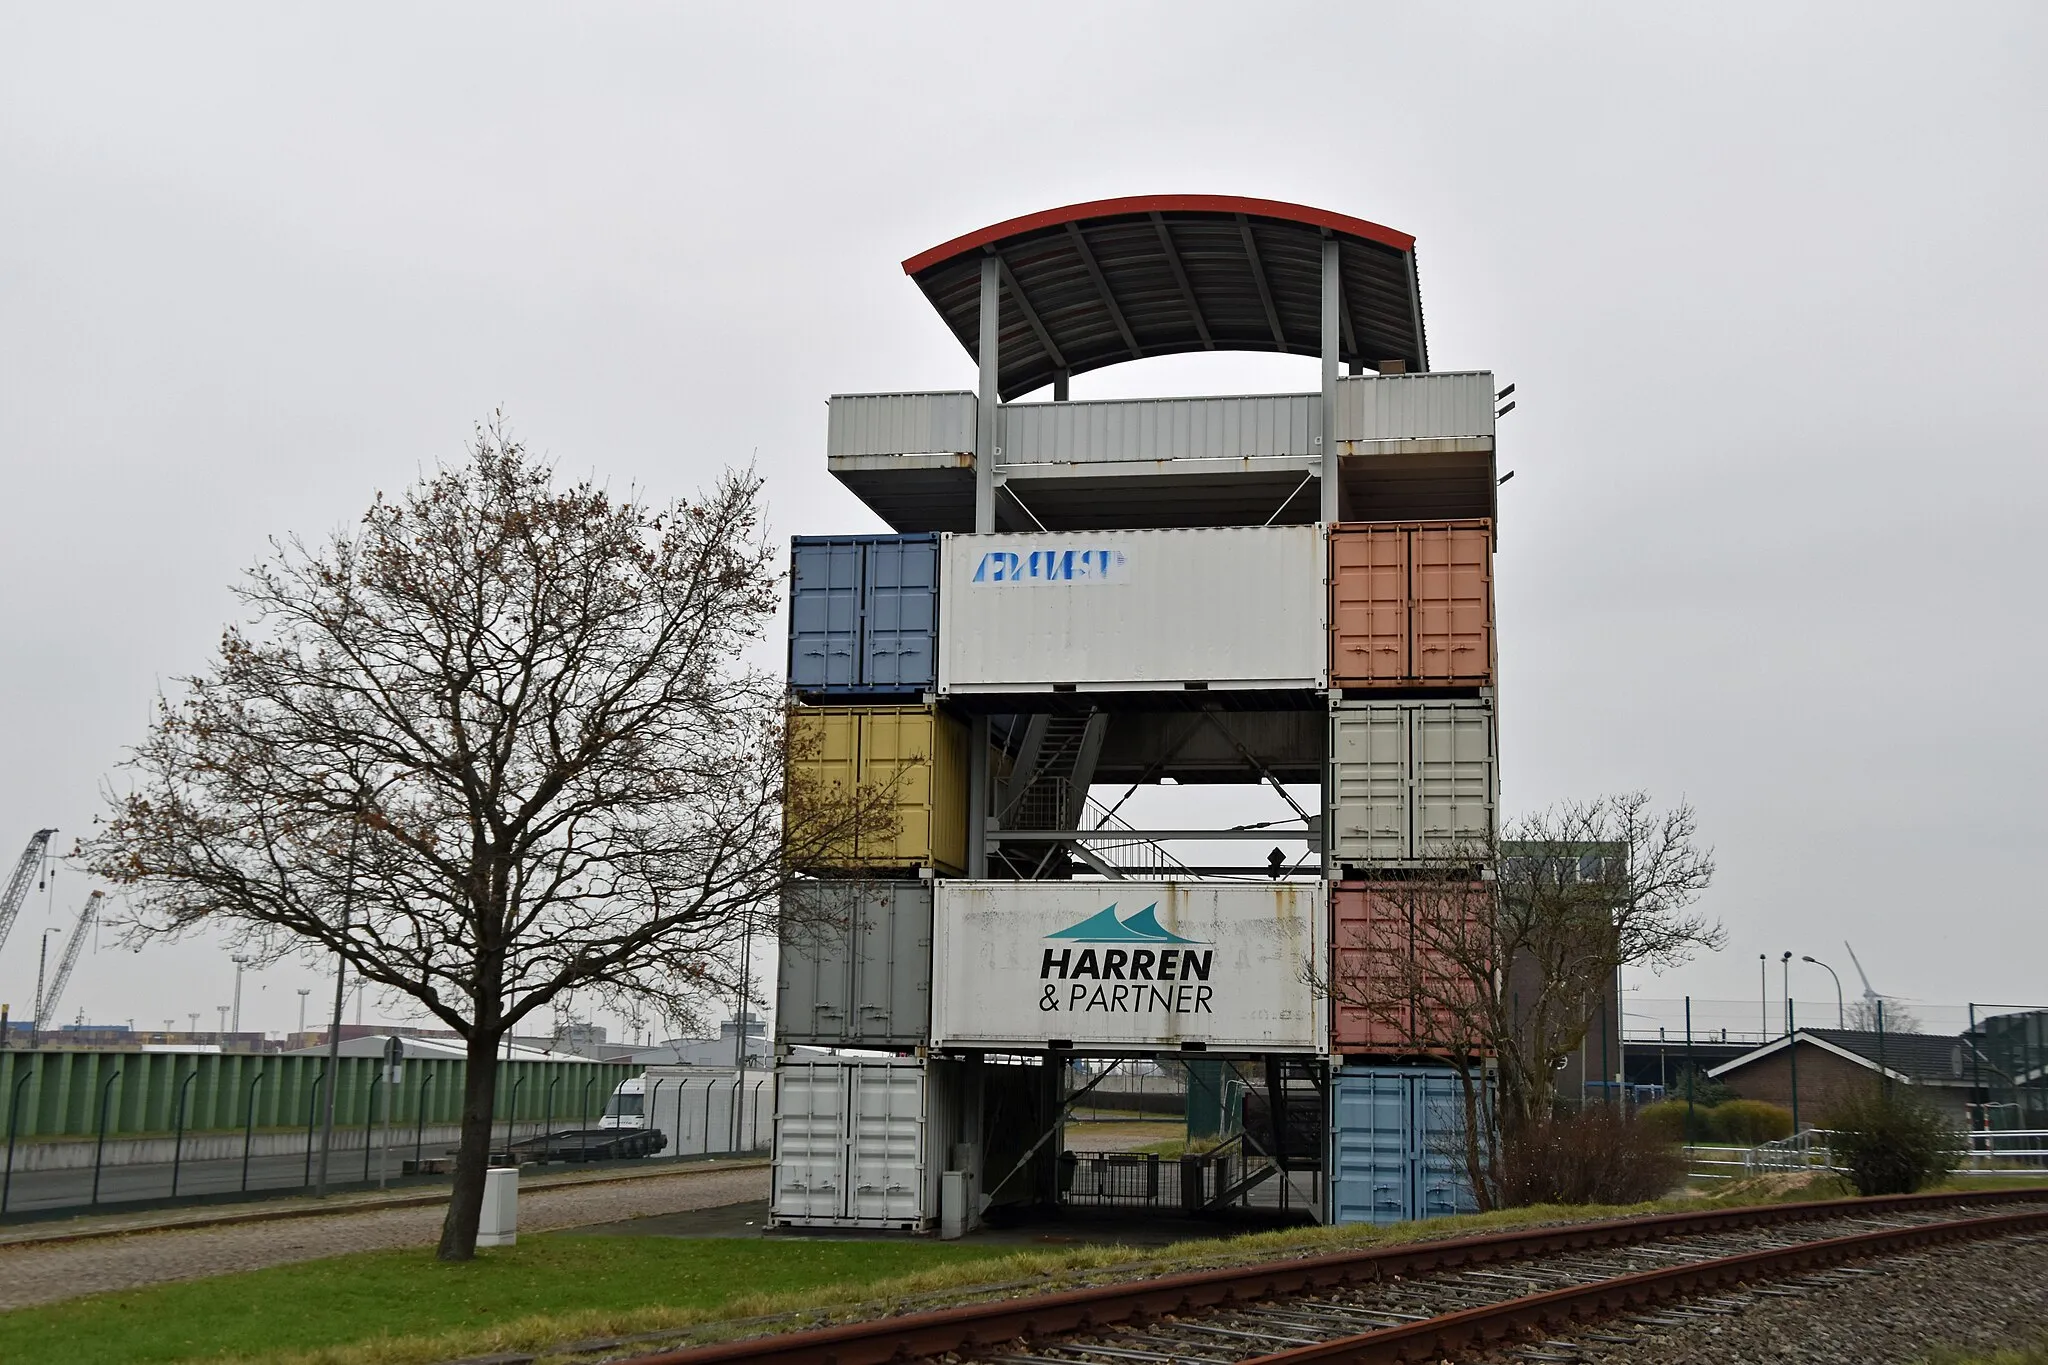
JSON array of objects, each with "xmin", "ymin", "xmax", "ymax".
[{"xmin": 1, "ymin": 5, "xmax": 2042, "ymax": 1041}]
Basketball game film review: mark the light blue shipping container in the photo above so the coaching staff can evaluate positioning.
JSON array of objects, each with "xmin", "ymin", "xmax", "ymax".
[
  {"xmin": 1329, "ymin": 1065, "xmax": 1484, "ymax": 1226},
  {"xmin": 788, "ymin": 534, "xmax": 938, "ymax": 695}
]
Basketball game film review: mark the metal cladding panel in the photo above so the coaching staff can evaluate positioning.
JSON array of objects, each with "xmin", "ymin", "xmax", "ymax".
[
  {"xmin": 770, "ymin": 1062, "xmax": 848, "ymax": 1220},
  {"xmin": 930, "ymin": 881, "xmax": 1328, "ymax": 1052},
  {"xmin": 937, "ymin": 526, "xmax": 1326, "ymax": 693},
  {"xmin": 1329, "ymin": 700, "xmax": 1497, "ymax": 861},
  {"xmin": 1329, "ymin": 1065, "xmax": 1481, "ymax": 1225},
  {"xmin": 1331, "ymin": 882, "xmax": 1492, "ymax": 1055},
  {"xmin": 1329, "ymin": 705, "xmax": 1411, "ymax": 861},
  {"xmin": 862, "ymin": 537, "xmax": 939, "ymax": 690},
  {"xmin": 1333, "ymin": 372, "xmax": 1496, "ymax": 443},
  {"xmin": 776, "ymin": 882, "xmax": 933, "ymax": 1047},
  {"xmin": 826, "ymin": 392, "xmax": 977, "ymax": 458},
  {"xmin": 788, "ymin": 539, "xmax": 864, "ymax": 690},
  {"xmin": 1328, "ymin": 525, "xmax": 1410, "ymax": 684},
  {"xmin": 999, "ymin": 392, "xmax": 1319, "ymax": 465},
  {"xmin": 787, "ymin": 706, "xmax": 968, "ymax": 874},
  {"xmin": 1329, "ymin": 521, "xmax": 1493, "ymax": 688}
]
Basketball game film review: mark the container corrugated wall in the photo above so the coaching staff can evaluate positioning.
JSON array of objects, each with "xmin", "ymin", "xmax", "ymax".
[
  {"xmin": 998, "ymin": 392, "xmax": 1319, "ymax": 465},
  {"xmin": 770, "ymin": 1057, "xmax": 960, "ymax": 1229},
  {"xmin": 788, "ymin": 534, "xmax": 938, "ymax": 695},
  {"xmin": 787, "ymin": 705, "xmax": 969, "ymax": 873},
  {"xmin": 1328, "ymin": 1065, "xmax": 1483, "ymax": 1225},
  {"xmin": 930, "ymin": 881, "xmax": 1328, "ymax": 1053},
  {"xmin": 1331, "ymin": 882, "xmax": 1491, "ymax": 1056},
  {"xmin": 1329, "ymin": 700, "xmax": 1497, "ymax": 863},
  {"xmin": 826, "ymin": 392, "xmax": 977, "ymax": 458},
  {"xmin": 938, "ymin": 526, "xmax": 1325, "ymax": 693},
  {"xmin": 776, "ymin": 881, "xmax": 932, "ymax": 1048},
  {"xmin": 1332, "ymin": 372, "xmax": 1496, "ymax": 443},
  {"xmin": 1329, "ymin": 521, "xmax": 1492, "ymax": 688}
]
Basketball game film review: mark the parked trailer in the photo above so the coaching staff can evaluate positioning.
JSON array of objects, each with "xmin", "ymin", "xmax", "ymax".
[
  {"xmin": 502, "ymin": 1127, "xmax": 668, "ymax": 1163},
  {"xmin": 598, "ymin": 1067, "xmax": 775, "ymax": 1155}
]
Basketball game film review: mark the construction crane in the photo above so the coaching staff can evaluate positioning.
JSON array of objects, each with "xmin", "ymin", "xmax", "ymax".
[
  {"xmin": 1844, "ymin": 940, "xmax": 1883, "ymax": 1009},
  {"xmin": 0, "ymin": 829, "xmax": 56, "ymax": 957},
  {"xmin": 38, "ymin": 891, "xmax": 102, "ymax": 1029}
]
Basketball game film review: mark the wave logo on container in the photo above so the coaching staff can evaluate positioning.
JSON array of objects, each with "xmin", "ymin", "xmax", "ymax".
[
  {"xmin": 971, "ymin": 547, "xmax": 1128, "ymax": 585},
  {"xmin": 1036, "ymin": 904, "xmax": 1214, "ymax": 1016}
]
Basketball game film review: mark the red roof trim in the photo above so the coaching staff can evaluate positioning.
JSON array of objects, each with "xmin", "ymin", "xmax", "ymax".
[{"xmin": 901, "ymin": 195, "xmax": 1415, "ymax": 276}]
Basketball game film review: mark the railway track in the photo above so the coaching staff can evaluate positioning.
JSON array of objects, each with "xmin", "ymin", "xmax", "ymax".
[{"xmin": 608, "ymin": 1189, "xmax": 2048, "ymax": 1365}]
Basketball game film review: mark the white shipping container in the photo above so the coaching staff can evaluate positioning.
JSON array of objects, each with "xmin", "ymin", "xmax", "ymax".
[
  {"xmin": 1329, "ymin": 699, "xmax": 1497, "ymax": 863},
  {"xmin": 931, "ymin": 881, "xmax": 1328, "ymax": 1053},
  {"xmin": 770, "ymin": 1057, "xmax": 973, "ymax": 1230},
  {"xmin": 937, "ymin": 526, "xmax": 1326, "ymax": 693}
]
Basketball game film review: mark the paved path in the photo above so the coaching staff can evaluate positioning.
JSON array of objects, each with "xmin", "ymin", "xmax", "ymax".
[{"xmin": 0, "ymin": 1161, "xmax": 770, "ymax": 1311}]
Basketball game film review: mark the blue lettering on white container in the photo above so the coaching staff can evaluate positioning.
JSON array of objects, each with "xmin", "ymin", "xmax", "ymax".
[{"xmin": 972, "ymin": 547, "xmax": 1128, "ymax": 585}]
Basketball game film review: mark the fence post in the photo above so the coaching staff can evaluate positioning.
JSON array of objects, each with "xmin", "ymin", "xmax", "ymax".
[
  {"xmin": 414, "ymin": 1066, "xmax": 434, "ymax": 1169},
  {"xmin": 241, "ymin": 1066, "xmax": 266, "ymax": 1193},
  {"xmin": 501, "ymin": 1076, "xmax": 526, "ymax": 1164},
  {"xmin": 541, "ymin": 1076, "xmax": 560, "ymax": 1165},
  {"xmin": 361, "ymin": 1068, "xmax": 380, "ymax": 1184},
  {"xmin": 302, "ymin": 1067, "xmax": 326, "ymax": 1189},
  {"xmin": 702, "ymin": 1079, "xmax": 713, "ymax": 1154},
  {"xmin": 3, "ymin": 1059, "xmax": 36, "ymax": 1216},
  {"xmin": 647, "ymin": 1079, "xmax": 663, "ymax": 1156},
  {"xmin": 751, "ymin": 1078, "xmax": 767, "ymax": 1149},
  {"xmin": 580, "ymin": 1078, "xmax": 594, "ymax": 1159},
  {"xmin": 89, "ymin": 1068, "xmax": 122, "ymax": 1207},
  {"xmin": 172, "ymin": 1067, "xmax": 199, "ymax": 1197},
  {"xmin": 1787, "ymin": 1000, "xmax": 1800, "ymax": 1138}
]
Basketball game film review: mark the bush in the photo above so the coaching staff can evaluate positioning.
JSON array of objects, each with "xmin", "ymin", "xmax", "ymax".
[
  {"xmin": 1497, "ymin": 1109, "xmax": 1686, "ymax": 1206},
  {"xmin": 1711, "ymin": 1099, "xmax": 1795, "ymax": 1145},
  {"xmin": 1822, "ymin": 1084, "xmax": 1962, "ymax": 1196},
  {"xmin": 1635, "ymin": 1099, "xmax": 1715, "ymax": 1144}
]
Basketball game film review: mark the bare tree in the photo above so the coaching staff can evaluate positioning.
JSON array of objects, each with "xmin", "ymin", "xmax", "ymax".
[
  {"xmin": 1314, "ymin": 793, "xmax": 1719, "ymax": 1208},
  {"xmin": 83, "ymin": 420, "xmax": 891, "ymax": 1259},
  {"xmin": 1845, "ymin": 997, "xmax": 1923, "ymax": 1034}
]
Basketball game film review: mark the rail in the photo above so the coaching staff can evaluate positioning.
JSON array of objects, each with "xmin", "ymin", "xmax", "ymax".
[{"xmin": 607, "ymin": 1189, "xmax": 2048, "ymax": 1365}]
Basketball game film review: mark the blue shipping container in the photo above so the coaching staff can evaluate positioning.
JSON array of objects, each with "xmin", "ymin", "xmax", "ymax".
[
  {"xmin": 788, "ymin": 535, "xmax": 938, "ymax": 694},
  {"xmin": 1329, "ymin": 1065, "xmax": 1484, "ymax": 1226}
]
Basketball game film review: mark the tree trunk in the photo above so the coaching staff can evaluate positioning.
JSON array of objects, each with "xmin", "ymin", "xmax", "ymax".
[{"xmin": 438, "ymin": 1030, "xmax": 504, "ymax": 1261}]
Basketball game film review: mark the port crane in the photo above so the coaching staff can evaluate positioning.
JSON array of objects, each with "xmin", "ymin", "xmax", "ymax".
[
  {"xmin": 38, "ymin": 891, "xmax": 102, "ymax": 1028},
  {"xmin": 0, "ymin": 829, "xmax": 56, "ymax": 957}
]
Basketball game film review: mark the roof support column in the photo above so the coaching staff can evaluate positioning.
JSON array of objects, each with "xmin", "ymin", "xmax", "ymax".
[
  {"xmin": 1319, "ymin": 237, "xmax": 1341, "ymax": 525},
  {"xmin": 976, "ymin": 254, "xmax": 1000, "ymax": 534}
]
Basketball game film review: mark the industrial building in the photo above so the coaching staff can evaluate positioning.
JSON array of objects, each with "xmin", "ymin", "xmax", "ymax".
[{"xmin": 772, "ymin": 196, "xmax": 1506, "ymax": 1232}]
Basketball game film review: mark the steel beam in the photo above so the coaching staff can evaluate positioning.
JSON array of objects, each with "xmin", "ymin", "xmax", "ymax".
[
  {"xmin": 975, "ymin": 255, "xmax": 999, "ymax": 533},
  {"xmin": 1064, "ymin": 223, "xmax": 1142, "ymax": 358},
  {"xmin": 1238, "ymin": 214, "xmax": 1290, "ymax": 353},
  {"xmin": 1150, "ymin": 212, "xmax": 1214, "ymax": 349},
  {"xmin": 1320, "ymin": 235, "xmax": 1341, "ymax": 525}
]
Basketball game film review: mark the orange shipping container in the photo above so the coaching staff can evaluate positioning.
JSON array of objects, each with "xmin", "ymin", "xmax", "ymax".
[
  {"xmin": 1330, "ymin": 881, "xmax": 1493, "ymax": 1057},
  {"xmin": 1328, "ymin": 521, "xmax": 1493, "ymax": 687}
]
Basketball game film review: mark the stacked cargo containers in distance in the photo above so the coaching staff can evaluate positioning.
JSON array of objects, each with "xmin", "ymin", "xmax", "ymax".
[{"xmin": 1323, "ymin": 521, "xmax": 1498, "ymax": 1223}]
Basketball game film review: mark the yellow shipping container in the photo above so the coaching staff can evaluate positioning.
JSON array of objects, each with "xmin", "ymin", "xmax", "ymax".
[{"xmin": 789, "ymin": 704, "xmax": 970, "ymax": 874}]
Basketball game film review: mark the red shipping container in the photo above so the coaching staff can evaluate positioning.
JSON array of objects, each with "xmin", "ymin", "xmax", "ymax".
[
  {"xmin": 1328, "ymin": 521, "xmax": 1493, "ymax": 687},
  {"xmin": 1331, "ymin": 881, "xmax": 1493, "ymax": 1057}
]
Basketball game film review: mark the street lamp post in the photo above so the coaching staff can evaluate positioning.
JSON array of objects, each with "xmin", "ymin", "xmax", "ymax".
[
  {"xmin": 1780, "ymin": 951, "xmax": 1793, "ymax": 1037},
  {"xmin": 216, "ymin": 1005, "xmax": 230, "ymax": 1043},
  {"xmin": 230, "ymin": 955, "xmax": 253, "ymax": 1036},
  {"xmin": 297, "ymin": 989, "xmax": 311, "ymax": 1036},
  {"xmin": 1802, "ymin": 956, "xmax": 1845, "ymax": 1028}
]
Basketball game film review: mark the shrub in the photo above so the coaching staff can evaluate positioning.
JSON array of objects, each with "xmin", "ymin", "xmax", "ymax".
[
  {"xmin": 1711, "ymin": 1099, "xmax": 1795, "ymax": 1144},
  {"xmin": 1822, "ymin": 1084, "xmax": 1962, "ymax": 1196},
  {"xmin": 1497, "ymin": 1109, "xmax": 1686, "ymax": 1206},
  {"xmin": 1635, "ymin": 1099, "xmax": 1715, "ymax": 1144}
]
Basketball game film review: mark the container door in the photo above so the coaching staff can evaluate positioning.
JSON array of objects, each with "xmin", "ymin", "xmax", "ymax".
[
  {"xmin": 852, "ymin": 883, "xmax": 933, "ymax": 1045},
  {"xmin": 1329, "ymin": 525, "xmax": 1410, "ymax": 685},
  {"xmin": 858, "ymin": 709, "xmax": 938, "ymax": 867},
  {"xmin": 1330, "ymin": 1070, "xmax": 1411, "ymax": 1225},
  {"xmin": 770, "ymin": 1065, "xmax": 848, "ymax": 1220},
  {"xmin": 1412, "ymin": 1071, "xmax": 1480, "ymax": 1219},
  {"xmin": 1411, "ymin": 702, "xmax": 1496, "ymax": 857},
  {"xmin": 780, "ymin": 885, "xmax": 857, "ymax": 1045},
  {"xmin": 846, "ymin": 1063, "xmax": 926, "ymax": 1223},
  {"xmin": 863, "ymin": 537, "xmax": 938, "ymax": 691},
  {"xmin": 790, "ymin": 541, "xmax": 862, "ymax": 690},
  {"xmin": 1330, "ymin": 885, "xmax": 1415, "ymax": 1052},
  {"xmin": 1330, "ymin": 704, "xmax": 1413, "ymax": 860},
  {"xmin": 1411, "ymin": 523, "xmax": 1492, "ymax": 686}
]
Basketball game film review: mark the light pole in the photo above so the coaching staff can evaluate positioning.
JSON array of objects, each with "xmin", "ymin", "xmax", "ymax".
[
  {"xmin": 1780, "ymin": 951, "xmax": 1793, "ymax": 1037},
  {"xmin": 1758, "ymin": 954, "xmax": 1767, "ymax": 1039},
  {"xmin": 230, "ymin": 955, "xmax": 253, "ymax": 1035},
  {"xmin": 1802, "ymin": 956, "xmax": 1845, "ymax": 1028},
  {"xmin": 216, "ymin": 1005, "xmax": 230, "ymax": 1043},
  {"xmin": 297, "ymin": 989, "xmax": 311, "ymax": 1035},
  {"xmin": 187, "ymin": 1013, "xmax": 199, "ymax": 1036},
  {"xmin": 32, "ymin": 928, "xmax": 62, "ymax": 1048}
]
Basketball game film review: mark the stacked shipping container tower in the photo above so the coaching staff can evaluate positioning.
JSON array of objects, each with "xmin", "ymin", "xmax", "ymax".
[{"xmin": 771, "ymin": 196, "xmax": 1506, "ymax": 1232}]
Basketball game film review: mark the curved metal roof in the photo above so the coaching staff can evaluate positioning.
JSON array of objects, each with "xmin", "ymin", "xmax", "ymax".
[{"xmin": 902, "ymin": 195, "xmax": 1429, "ymax": 401}]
